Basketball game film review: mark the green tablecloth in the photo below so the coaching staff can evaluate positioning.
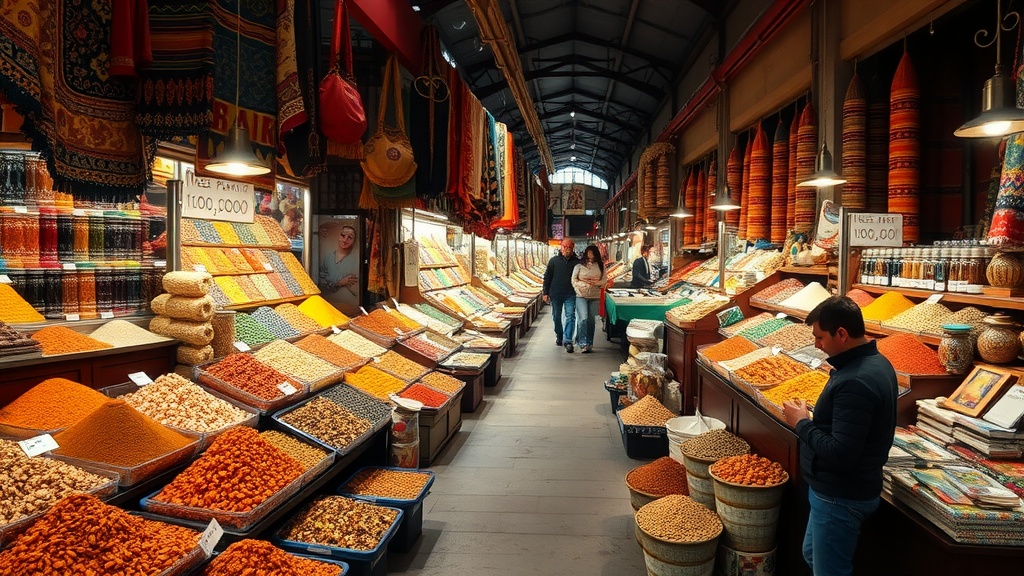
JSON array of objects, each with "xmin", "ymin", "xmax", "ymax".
[{"xmin": 605, "ymin": 294, "xmax": 685, "ymax": 324}]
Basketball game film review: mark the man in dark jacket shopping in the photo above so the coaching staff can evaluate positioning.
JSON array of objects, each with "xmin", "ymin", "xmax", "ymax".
[{"xmin": 542, "ymin": 238, "xmax": 580, "ymax": 353}]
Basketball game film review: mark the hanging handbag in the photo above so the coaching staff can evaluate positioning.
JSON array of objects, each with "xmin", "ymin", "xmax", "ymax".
[
  {"xmin": 319, "ymin": 0, "xmax": 366, "ymax": 144},
  {"xmin": 361, "ymin": 54, "xmax": 418, "ymax": 188}
]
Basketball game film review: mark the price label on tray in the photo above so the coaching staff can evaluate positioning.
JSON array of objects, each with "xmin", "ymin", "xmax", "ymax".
[
  {"xmin": 19, "ymin": 434, "xmax": 59, "ymax": 458},
  {"xmin": 128, "ymin": 371, "xmax": 153, "ymax": 386},
  {"xmin": 13, "ymin": 205, "xmax": 28, "ymax": 214},
  {"xmin": 775, "ymin": 312, "xmax": 787, "ymax": 319},
  {"xmin": 193, "ymin": 264, "xmax": 207, "ymax": 273},
  {"xmin": 278, "ymin": 381, "xmax": 298, "ymax": 395},
  {"xmin": 771, "ymin": 346, "xmax": 782, "ymax": 356},
  {"xmin": 810, "ymin": 358, "xmax": 823, "ymax": 369},
  {"xmin": 331, "ymin": 325, "xmax": 341, "ymax": 334},
  {"xmin": 65, "ymin": 313, "xmax": 80, "ymax": 321},
  {"xmin": 924, "ymin": 293, "xmax": 943, "ymax": 305},
  {"xmin": 198, "ymin": 518, "xmax": 223, "ymax": 556},
  {"xmin": 233, "ymin": 341, "xmax": 251, "ymax": 352},
  {"xmin": 72, "ymin": 208, "xmax": 86, "ymax": 216},
  {"xmin": 263, "ymin": 263, "xmax": 274, "ymax": 271},
  {"xmin": 0, "ymin": 275, "xmax": 10, "ymax": 284},
  {"xmin": 100, "ymin": 311, "xmax": 115, "ymax": 319},
  {"xmin": 62, "ymin": 263, "xmax": 77, "ymax": 271}
]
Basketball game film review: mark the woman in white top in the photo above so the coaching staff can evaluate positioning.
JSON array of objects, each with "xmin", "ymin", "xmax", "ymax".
[{"xmin": 571, "ymin": 245, "xmax": 607, "ymax": 353}]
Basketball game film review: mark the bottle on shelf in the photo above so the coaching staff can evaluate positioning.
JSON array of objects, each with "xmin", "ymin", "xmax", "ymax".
[{"xmin": 933, "ymin": 247, "xmax": 948, "ymax": 292}]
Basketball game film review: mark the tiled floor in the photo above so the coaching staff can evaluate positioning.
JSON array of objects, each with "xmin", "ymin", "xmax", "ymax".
[{"xmin": 390, "ymin": 308, "xmax": 646, "ymax": 575}]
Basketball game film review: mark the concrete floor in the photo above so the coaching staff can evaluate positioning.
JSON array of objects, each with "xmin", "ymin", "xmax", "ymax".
[{"xmin": 390, "ymin": 308, "xmax": 647, "ymax": 575}]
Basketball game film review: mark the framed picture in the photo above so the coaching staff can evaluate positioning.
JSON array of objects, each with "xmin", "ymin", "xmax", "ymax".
[{"xmin": 943, "ymin": 366, "xmax": 1014, "ymax": 418}]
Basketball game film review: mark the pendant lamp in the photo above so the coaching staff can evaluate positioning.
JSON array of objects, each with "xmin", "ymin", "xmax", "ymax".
[
  {"xmin": 207, "ymin": 2, "xmax": 270, "ymax": 176},
  {"xmin": 710, "ymin": 184, "xmax": 740, "ymax": 211},
  {"xmin": 796, "ymin": 142, "xmax": 847, "ymax": 188},
  {"xmin": 955, "ymin": 1, "xmax": 1024, "ymax": 138}
]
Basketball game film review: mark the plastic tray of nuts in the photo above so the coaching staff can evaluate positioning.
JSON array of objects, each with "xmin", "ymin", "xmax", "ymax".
[
  {"xmin": 271, "ymin": 389, "xmax": 390, "ymax": 456},
  {"xmin": 337, "ymin": 466, "xmax": 435, "ymax": 507},
  {"xmin": 271, "ymin": 497, "xmax": 404, "ymax": 561},
  {"xmin": 193, "ymin": 361, "xmax": 307, "ymax": 415}
]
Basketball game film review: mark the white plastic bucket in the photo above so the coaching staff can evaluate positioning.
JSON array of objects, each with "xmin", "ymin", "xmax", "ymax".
[{"xmin": 666, "ymin": 415, "xmax": 725, "ymax": 464}]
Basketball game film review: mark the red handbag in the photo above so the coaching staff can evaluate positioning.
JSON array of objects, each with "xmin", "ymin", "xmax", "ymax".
[{"xmin": 319, "ymin": 0, "xmax": 366, "ymax": 144}]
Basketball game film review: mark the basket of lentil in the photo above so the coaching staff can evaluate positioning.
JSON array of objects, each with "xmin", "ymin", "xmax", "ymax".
[
  {"xmin": 625, "ymin": 456, "xmax": 689, "ymax": 511},
  {"xmin": 708, "ymin": 454, "xmax": 789, "ymax": 552},
  {"xmin": 195, "ymin": 353, "xmax": 307, "ymax": 414},
  {"xmin": 337, "ymin": 466, "xmax": 435, "ymax": 553},
  {"xmin": 634, "ymin": 494, "xmax": 723, "ymax": 576},
  {"xmin": 678, "ymin": 429, "xmax": 751, "ymax": 511}
]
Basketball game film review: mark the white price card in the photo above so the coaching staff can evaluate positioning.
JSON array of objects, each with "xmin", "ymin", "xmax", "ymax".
[
  {"xmin": 263, "ymin": 263, "xmax": 274, "ymax": 271},
  {"xmin": 810, "ymin": 358, "xmax": 824, "ymax": 369},
  {"xmin": 372, "ymin": 356, "xmax": 380, "ymax": 363},
  {"xmin": 359, "ymin": 306, "xmax": 369, "ymax": 316},
  {"xmin": 198, "ymin": 518, "xmax": 223, "ymax": 556},
  {"xmin": 13, "ymin": 205, "xmax": 28, "ymax": 214},
  {"xmin": 19, "ymin": 434, "xmax": 59, "ymax": 458},
  {"xmin": 154, "ymin": 260, "xmax": 167, "ymax": 268},
  {"xmin": 771, "ymin": 346, "xmax": 782, "ymax": 356},
  {"xmin": 277, "ymin": 381, "xmax": 298, "ymax": 395},
  {"xmin": 775, "ymin": 312, "xmax": 787, "ymax": 319},
  {"xmin": 392, "ymin": 298, "xmax": 401, "ymax": 308},
  {"xmin": 128, "ymin": 371, "xmax": 153, "ymax": 386},
  {"xmin": 72, "ymin": 208, "xmax": 87, "ymax": 216},
  {"xmin": 924, "ymin": 293, "xmax": 944, "ymax": 305},
  {"xmin": 331, "ymin": 325, "xmax": 341, "ymax": 334},
  {"xmin": 62, "ymin": 263, "xmax": 77, "ymax": 271},
  {"xmin": 848, "ymin": 213, "xmax": 903, "ymax": 247},
  {"xmin": 0, "ymin": 275, "xmax": 11, "ymax": 284},
  {"xmin": 65, "ymin": 313, "xmax": 81, "ymax": 321},
  {"xmin": 382, "ymin": 304, "xmax": 391, "ymax": 312},
  {"xmin": 193, "ymin": 264, "xmax": 207, "ymax": 273},
  {"xmin": 100, "ymin": 311, "xmax": 115, "ymax": 319},
  {"xmin": 233, "ymin": 341, "xmax": 251, "ymax": 352}
]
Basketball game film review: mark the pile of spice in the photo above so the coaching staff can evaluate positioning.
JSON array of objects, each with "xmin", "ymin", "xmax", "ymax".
[
  {"xmin": 736, "ymin": 317, "xmax": 791, "ymax": 341},
  {"xmin": 232, "ymin": 312, "xmax": 277, "ymax": 347},
  {"xmin": 201, "ymin": 539, "xmax": 342, "ymax": 576},
  {"xmin": 253, "ymin": 339, "xmax": 342, "ymax": 385},
  {"xmin": 274, "ymin": 303, "xmax": 323, "ymax": 334},
  {"xmin": 626, "ymin": 456, "xmax": 689, "ymax": 496},
  {"xmin": 350, "ymin": 309, "xmax": 414, "ymax": 339},
  {"xmin": 0, "ymin": 284, "xmax": 45, "ymax": 324},
  {"xmin": 750, "ymin": 278, "xmax": 805, "ymax": 304},
  {"xmin": 761, "ymin": 371, "xmax": 830, "ymax": 407},
  {"xmin": 635, "ymin": 495, "xmax": 722, "ymax": 543},
  {"xmin": 861, "ymin": 291, "xmax": 915, "ymax": 322},
  {"xmin": 680, "ymin": 429, "xmax": 751, "ymax": 461},
  {"xmin": 777, "ymin": 282, "xmax": 832, "ymax": 312},
  {"xmin": 202, "ymin": 353, "xmax": 298, "ymax": 402},
  {"xmin": 340, "ymin": 467, "xmax": 432, "ymax": 500},
  {"xmin": 0, "ymin": 494, "xmax": 200, "ymax": 574},
  {"xmin": 294, "ymin": 334, "xmax": 365, "ymax": 369},
  {"xmin": 938, "ymin": 306, "xmax": 989, "ymax": 340},
  {"xmin": 710, "ymin": 454, "xmax": 789, "ymax": 486},
  {"xmin": 418, "ymin": 371, "xmax": 466, "ymax": 395},
  {"xmin": 278, "ymin": 496, "xmax": 400, "ymax": 551},
  {"xmin": 250, "ymin": 306, "xmax": 300, "ymax": 339},
  {"xmin": 387, "ymin": 309, "xmax": 424, "ymax": 332},
  {"xmin": 345, "ymin": 365, "xmax": 408, "ymax": 400},
  {"xmin": 259, "ymin": 430, "xmax": 330, "ymax": 471},
  {"xmin": 718, "ymin": 347, "xmax": 775, "ymax": 373},
  {"xmin": 882, "ymin": 301, "xmax": 953, "ymax": 334},
  {"xmin": 0, "ymin": 320, "xmax": 41, "ymax": 356},
  {"xmin": 151, "ymin": 427, "xmax": 304, "ymax": 519},
  {"xmin": 733, "ymin": 355, "xmax": 809, "ymax": 388},
  {"xmin": 321, "ymin": 384, "xmax": 393, "ymax": 423},
  {"xmin": 88, "ymin": 319, "xmax": 171, "ymax": 347},
  {"xmin": 720, "ymin": 313, "xmax": 775, "ymax": 338},
  {"xmin": 845, "ymin": 288, "xmax": 875, "ymax": 308},
  {"xmin": 117, "ymin": 373, "xmax": 252, "ymax": 433},
  {"xmin": 876, "ymin": 333, "xmax": 945, "ymax": 374},
  {"xmin": 278, "ymin": 396, "xmax": 372, "ymax": 451},
  {"xmin": 297, "ymin": 295, "xmax": 351, "ymax": 328},
  {"xmin": 375, "ymin": 350, "xmax": 431, "ymax": 382},
  {"xmin": 0, "ymin": 377, "xmax": 109, "ymax": 431},
  {"xmin": 328, "ymin": 329, "xmax": 387, "ymax": 358},
  {"xmin": 699, "ymin": 337, "xmax": 760, "ymax": 363},
  {"xmin": 399, "ymin": 383, "xmax": 450, "ymax": 408},
  {"xmin": 52, "ymin": 399, "xmax": 195, "ymax": 467},
  {"xmin": 756, "ymin": 323, "xmax": 814, "ymax": 351},
  {"xmin": 32, "ymin": 325, "xmax": 112, "ymax": 356},
  {"xmin": 618, "ymin": 395, "xmax": 675, "ymax": 427}
]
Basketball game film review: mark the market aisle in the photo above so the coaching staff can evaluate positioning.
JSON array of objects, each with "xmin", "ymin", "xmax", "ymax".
[{"xmin": 390, "ymin": 307, "xmax": 646, "ymax": 575}]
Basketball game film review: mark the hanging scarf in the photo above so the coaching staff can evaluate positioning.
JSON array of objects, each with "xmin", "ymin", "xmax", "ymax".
[
  {"xmin": 278, "ymin": 0, "xmax": 326, "ymax": 176},
  {"xmin": 888, "ymin": 50, "xmax": 920, "ymax": 244},
  {"xmin": 787, "ymin": 110, "xmax": 800, "ymax": 232},
  {"xmin": 411, "ymin": 25, "xmax": 450, "ymax": 199},
  {"xmin": 795, "ymin": 102, "xmax": 818, "ymax": 235}
]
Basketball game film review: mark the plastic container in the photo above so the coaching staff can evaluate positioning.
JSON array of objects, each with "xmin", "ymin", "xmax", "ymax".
[
  {"xmin": 665, "ymin": 415, "xmax": 726, "ymax": 464},
  {"xmin": 617, "ymin": 416, "xmax": 668, "ymax": 460},
  {"xmin": 194, "ymin": 363, "xmax": 307, "ymax": 415},
  {"xmin": 337, "ymin": 466, "xmax": 435, "ymax": 553},
  {"xmin": 50, "ymin": 434, "xmax": 200, "ymax": 487},
  {"xmin": 272, "ymin": 503, "xmax": 403, "ymax": 576},
  {"xmin": 271, "ymin": 394, "xmax": 388, "ymax": 457}
]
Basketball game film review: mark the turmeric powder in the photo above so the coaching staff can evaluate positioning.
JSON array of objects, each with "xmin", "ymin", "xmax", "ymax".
[{"xmin": 53, "ymin": 399, "xmax": 194, "ymax": 467}]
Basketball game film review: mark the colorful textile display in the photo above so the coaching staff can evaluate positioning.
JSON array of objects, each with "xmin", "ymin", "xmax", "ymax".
[
  {"xmin": 740, "ymin": 132, "xmax": 753, "ymax": 239},
  {"xmin": 990, "ymin": 133, "xmax": 1024, "ymax": 248},
  {"xmin": 657, "ymin": 155, "xmax": 672, "ymax": 208},
  {"xmin": 726, "ymin": 146, "xmax": 743, "ymax": 230},
  {"xmin": 867, "ymin": 75, "xmax": 891, "ymax": 214},
  {"xmin": 795, "ymin": 102, "xmax": 818, "ymax": 235},
  {"xmin": 842, "ymin": 73, "xmax": 867, "ymax": 210},
  {"xmin": 0, "ymin": 0, "xmax": 147, "ymax": 200},
  {"xmin": 746, "ymin": 123, "xmax": 771, "ymax": 242},
  {"xmin": 706, "ymin": 159, "xmax": 718, "ymax": 243},
  {"xmin": 411, "ymin": 26, "xmax": 451, "ymax": 199},
  {"xmin": 980, "ymin": 143, "xmax": 1006, "ymax": 240},
  {"xmin": 491, "ymin": 129, "xmax": 520, "ymax": 230},
  {"xmin": 771, "ymin": 120, "xmax": 789, "ymax": 243},
  {"xmin": 683, "ymin": 168, "xmax": 697, "ymax": 245},
  {"xmin": 888, "ymin": 50, "xmax": 921, "ymax": 244},
  {"xmin": 787, "ymin": 110, "xmax": 800, "ymax": 231},
  {"xmin": 695, "ymin": 167, "xmax": 707, "ymax": 244},
  {"xmin": 278, "ymin": 0, "xmax": 327, "ymax": 175}
]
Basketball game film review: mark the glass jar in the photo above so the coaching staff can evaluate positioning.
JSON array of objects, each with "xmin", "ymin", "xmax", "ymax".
[
  {"xmin": 976, "ymin": 313, "xmax": 1022, "ymax": 364},
  {"xmin": 24, "ymin": 269, "xmax": 45, "ymax": 313},
  {"xmin": 88, "ymin": 212, "xmax": 105, "ymax": 261},
  {"xmin": 39, "ymin": 208, "xmax": 58, "ymax": 264},
  {"xmin": 62, "ymin": 268, "xmax": 79, "ymax": 316},
  {"xmin": 938, "ymin": 324, "xmax": 974, "ymax": 375},
  {"xmin": 95, "ymin": 266, "xmax": 113, "ymax": 314},
  {"xmin": 57, "ymin": 209, "xmax": 75, "ymax": 261},
  {"xmin": 43, "ymin": 268, "xmax": 62, "ymax": 319},
  {"xmin": 73, "ymin": 212, "xmax": 90, "ymax": 261},
  {"xmin": 78, "ymin": 265, "xmax": 97, "ymax": 319}
]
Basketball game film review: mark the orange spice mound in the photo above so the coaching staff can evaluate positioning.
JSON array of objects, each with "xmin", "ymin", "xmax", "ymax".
[
  {"xmin": 0, "ymin": 283, "xmax": 44, "ymax": 324},
  {"xmin": 875, "ymin": 332, "xmax": 945, "ymax": 375},
  {"xmin": 202, "ymin": 539, "xmax": 341, "ymax": 576},
  {"xmin": 0, "ymin": 377, "xmax": 109, "ymax": 430},
  {"xmin": 700, "ymin": 336, "xmax": 760, "ymax": 363},
  {"xmin": 32, "ymin": 325, "xmax": 113, "ymax": 356},
  {"xmin": 627, "ymin": 456, "xmax": 689, "ymax": 496},
  {"xmin": 53, "ymin": 399, "xmax": 194, "ymax": 467}
]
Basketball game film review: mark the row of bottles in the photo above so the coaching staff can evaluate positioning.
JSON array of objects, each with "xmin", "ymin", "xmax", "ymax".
[{"xmin": 858, "ymin": 245, "xmax": 994, "ymax": 293}]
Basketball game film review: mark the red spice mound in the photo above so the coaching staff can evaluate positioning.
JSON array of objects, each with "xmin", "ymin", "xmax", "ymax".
[
  {"xmin": 626, "ymin": 456, "xmax": 689, "ymax": 496},
  {"xmin": 876, "ymin": 333, "xmax": 945, "ymax": 375}
]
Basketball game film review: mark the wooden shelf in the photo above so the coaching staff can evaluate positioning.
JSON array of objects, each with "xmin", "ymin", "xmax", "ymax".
[
  {"xmin": 852, "ymin": 284, "xmax": 1024, "ymax": 312},
  {"xmin": 222, "ymin": 295, "xmax": 309, "ymax": 310},
  {"xmin": 777, "ymin": 265, "xmax": 829, "ymax": 276},
  {"xmin": 419, "ymin": 262, "xmax": 460, "ymax": 269}
]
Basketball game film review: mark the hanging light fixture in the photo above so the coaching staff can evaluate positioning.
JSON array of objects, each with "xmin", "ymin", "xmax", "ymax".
[
  {"xmin": 797, "ymin": 142, "xmax": 847, "ymax": 188},
  {"xmin": 710, "ymin": 183, "xmax": 740, "ymax": 211},
  {"xmin": 207, "ymin": 2, "xmax": 270, "ymax": 176},
  {"xmin": 955, "ymin": 1, "xmax": 1024, "ymax": 138}
]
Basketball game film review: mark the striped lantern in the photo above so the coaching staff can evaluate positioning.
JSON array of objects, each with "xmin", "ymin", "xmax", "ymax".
[
  {"xmin": 795, "ymin": 102, "xmax": 818, "ymax": 235},
  {"xmin": 747, "ymin": 123, "xmax": 771, "ymax": 242},
  {"xmin": 842, "ymin": 73, "xmax": 867, "ymax": 210},
  {"xmin": 696, "ymin": 167, "xmax": 707, "ymax": 243},
  {"xmin": 740, "ymin": 133, "xmax": 753, "ymax": 239},
  {"xmin": 683, "ymin": 167, "xmax": 697, "ymax": 245},
  {"xmin": 787, "ymin": 110, "xmax": 800, "ymax": 231},
  {"xmin": 771, "ymin": 120, "xmax": 790, "ymax": 243},
  {"xmin": 706, "ymin": 159, "xmax": 718, "ymax": 243},
  {"xmin": 888, "ymin": 50, "xmax": 920, "ymax": 244},
  {"xmin": 867, "ymin": 74, "xmax": 890, "ymax": 214},
  {"xmin": 726, "ymin": 146, "xmax": 743, "ymax": 230}
]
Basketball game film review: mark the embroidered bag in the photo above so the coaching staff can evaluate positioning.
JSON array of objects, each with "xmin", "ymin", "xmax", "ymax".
[{"xmin": 361, "ymin": 55, "xmax": 417, "ymax": 188}]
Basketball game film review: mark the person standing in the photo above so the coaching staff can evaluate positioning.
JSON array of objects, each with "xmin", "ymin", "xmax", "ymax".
[
  {"xmin": 631, "ymin": 244, "xmax": 654, "ymax": 288},
  {"xmin": 783, "ymin": 296, "xmax": 897, "ymax": 576},
  {"xmin": 542, "ymin": 238, "xmax": 580, "ymax": 352},
  {"xmin": 571, "ymin": 245, "xmax": 607, "ymax": 354}
]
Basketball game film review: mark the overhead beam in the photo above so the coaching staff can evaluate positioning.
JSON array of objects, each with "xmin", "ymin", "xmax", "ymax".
[{"xmin": 515, "ymin": 32, "xmax": 678, "ymax": 73}]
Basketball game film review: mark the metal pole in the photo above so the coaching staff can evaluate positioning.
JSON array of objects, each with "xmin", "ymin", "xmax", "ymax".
[
  {"xmin": 166, "ymin": 179, "xmax": 182, "ymax": 272},
  {"xmin": 301, "ymin": 187, "xmax": 312, "ymax": 272},
  {"xmin": 470, "ymin": 234, "xmax": 476, "ymax": 277},
  {"xmin": 838, "ymin": 206, "xmax": 850, "ymax": 296},
  {"xmin": 717, "ymin": 218, "xmax": 727, "ymax": 296}
]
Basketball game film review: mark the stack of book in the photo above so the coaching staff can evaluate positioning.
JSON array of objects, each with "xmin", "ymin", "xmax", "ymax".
[{"xmin": 915, "ymin": 399, "xmax": 1024, "ymax": 459}]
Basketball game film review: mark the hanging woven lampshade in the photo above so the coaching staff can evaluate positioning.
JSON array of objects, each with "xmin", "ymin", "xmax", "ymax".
[
  {"xmin": 787, "ymin": 109, "xmax": 800, "ymax": 231},
  {"xmin": 867, "ymin": 75, "xmax": 890, "ymax": 214},
  {"xmin": 683, "ymin": 167, "xmax": 697, "ymax": 244},
  {"xmin": 696, "ymin": 166, "xmax": 707, "ymax": 243},
  {"xmin": 771, "ymin": 120, "xmax": 789, "ymax": 243},
  {"xmin": 726, "ymin": 146, "xmax": 743, "ymax": 230},
  {"xmin": 888, "ymin": 49, "xmax": 920, "ymax": 244},
  {"xmin": 795, "ymin": 102, "xmax": 818, "ymax": 235},
  {"xmin": 706, "ymin": 159, "xmax": 718, "ymax": 243},
  {"xmin": 747, "ymin": 123, "xmax": 771, "ymax": 242},
  {"xmin": 842, "ymin": 72, "xmax": 867, "ymax": 210}
]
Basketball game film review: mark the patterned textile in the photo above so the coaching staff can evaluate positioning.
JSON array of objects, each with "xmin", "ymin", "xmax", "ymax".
[
  {"xmin": 867, "ymin": 74, "xmax": 890, "ymax": 214},
  {"xmin": 746, "ymin": 123, "xmax": 771, "ymax": 242},
  {"xmin": 980, "ymin": 142, "xmax": 1005, "ymax": 239},
  {"xmin": 705, "ymin": 159, "xmax": 718, "ymax": 243},
  {"xmin": 196, "ymin": 0, "xmax": 277, "ymax": 189},
  {"xmin": 480, "ymin": 112, "xmax": 500, "ymax": 215},
  {"xmin": 888, "ymin": 50, "xmax": 920, "ymax": 244},
  {"xmin": 136, "ymin": 1, "xmax": 214, "ymax": 139},
  {"xmin": 771, "ymin": 120, "xmax": 789, "ymax": 243},
  {"xmin": 491, "ymin": 129, "xmax": 519, "ymax": 230},
  {"xmin": 842, "ymin": 72, "xmax": 867, "ymax": 210},
  {"xmin": 989, "ymin": 133, "xmax": 1024, "ymax": 249},
  {"xmin": 795, "ymin": 102, "xmax": 818, "ymax": 235},
  {"xmin": 740, "ymin": 132, "xmax": 753, "ymax": 239},
  {"xmin": 276, "ymin": 0, "xmax": 304, "ymax": 138},
  {"xmin": 0, "ymin": 0, "xmax": 148, "ymax": 200},
  {"xmin": 411, "ymin": 77, "xmax": 451, "ymax": 200},
  {"xmin": 695, "ymin": 167, "xmax": 706, "ymax": 243},
  {"xmin": 726, "ymin": 146, "xmax": 743, "ymax": 230},
  {"xmin": 787, "ymin": 110, "xmax": 800, "ymax": 231},
  {"xmin": 279, "ymin": 0, "xmax": 326, "ymax": 175},
  {"xmin": 110, "ymin": 0, "xmax": 153, "ymax": 77},
  {"xmin": 683, "ymin": 168, "xmax": 697, "ymax": 245},
  {"xmin": 656, "ymin": 155, "xmax": 672, "ymax": 208}
]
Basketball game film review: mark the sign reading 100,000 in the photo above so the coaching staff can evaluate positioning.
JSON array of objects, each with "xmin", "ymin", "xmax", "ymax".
[
  {"xmin": 848, "ymin": 213, "xmax": 903, "ymax": 247},
  {"xmin": 181, "ymin": 168, "xmax": 255, "ymax": 224}
]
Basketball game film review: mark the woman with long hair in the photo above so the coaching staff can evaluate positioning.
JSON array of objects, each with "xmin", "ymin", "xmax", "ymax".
[{"xmin": 571, "ymin": 244, "xmax": 607, "ymax": 353}]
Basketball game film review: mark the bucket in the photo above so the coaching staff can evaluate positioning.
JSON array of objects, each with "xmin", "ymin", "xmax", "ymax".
[
  {"xmin": 715, "ymin": 545, "xmax": 776, "ymax": 576},
  {"xmin": 635, "ymin": 518, "xmax": 720, "ymax": 576},
  {"xmin": 666, "ymin": 416, "xmax": 725, "ymax": 465},
  {"xmin": 709, "ymin": 469, "xmax": 788, "ymax": 553},
  {"xmin": 626, "ymin": 483, "xmax": 661, "ymax": 511},
  {"xmin": 681, "ymin": 454, "xmax": 717, "ymax": 511}
]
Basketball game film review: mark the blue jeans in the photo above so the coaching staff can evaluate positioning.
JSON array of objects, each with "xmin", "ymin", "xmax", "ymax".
[
  {"xmin": 575, "ymin": 297, "xmax": 599, "ymax": 347},
  {"xmin": 549, "ymin": 295, "xmax": 576, "ymax": 344},
  {"xmin": 803, "ymin": 487, "xmax": 879, "ymax": 576}
]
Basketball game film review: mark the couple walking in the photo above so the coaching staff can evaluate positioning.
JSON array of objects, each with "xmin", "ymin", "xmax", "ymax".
[{"xmin": 542, "ymin": 238, "xmax": 606, "ymax": 353}]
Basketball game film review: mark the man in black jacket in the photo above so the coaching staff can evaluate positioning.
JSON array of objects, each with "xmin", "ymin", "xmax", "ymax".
[
  {"xmin": 542, "ymin": 238, "xmax": 580, "ymax": 352},
  {"xmin": 783, "ymin": 296, "xmax": 897, "ymax": 576},
  {"xmin": 630, "ymin": 244, "xmax": 653, "ymax": 288}
]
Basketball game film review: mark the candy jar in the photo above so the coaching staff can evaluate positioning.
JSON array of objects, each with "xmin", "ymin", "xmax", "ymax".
[
  {"xmin": 976, "ymin": 313, "xmax": 1021, "ymax": 365},
  {"xmin": 938, "ymin": 324, "xmax": 973, "ymax": 375}
]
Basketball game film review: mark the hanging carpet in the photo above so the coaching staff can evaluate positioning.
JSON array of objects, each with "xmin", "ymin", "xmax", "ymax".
[
  {"xmin": 695, "ymin": 167, "xmax": 706, "ymax": 244},
  {"xmin": 746, "ymin": 123, "xmax": 771, "ymax": 242},
  {"xmin": 740, "ymin": 133, "xmax": 753, "ymax": 240},
  {"xmin": 726, "ymin": 145, "xmax": 743, "ymax": 230},
  {"xmin": 842, "ymin": 72, "xmax": 867, "ymax": 210},
  {"xmin": 867, "ymin": 74, "xmax": 890, "ymax": 214},
  {"xmin": 888, "ymin": 50, "xmax": 920, "ymax": 244},
  {"xmin": 787, "ymin": 110, "xmax": 800, "ymax": 231},
  {"xmin": 795, "ymin": 102, "xmax": 818, "ymax": 235},
  {"xmin": 683, "ymin": 168, "xmax": 697, "ymax": 245},
  {"xmin": 277, "ymin": 0, "xmax": 326, "ymax": 176},
  {"xmin": 706, "ymin": 159, "xmax": 718, "ymax": 243},
  {"xmin": 771, "ymin": 120, "xmax": 789, "ymax": 244}
]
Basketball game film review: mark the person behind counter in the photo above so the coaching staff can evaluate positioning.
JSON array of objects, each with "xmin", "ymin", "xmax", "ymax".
[
  {"xmin": 542, "ymin": 238, "xmax": 580, "ymax": 352},
  {"xmin": 783, "ymin": 296, "xmax": 897, "ymax": 576},
  {"xmin": 630, "ymin": 244, "xmax": 653, "ymax": 288}
]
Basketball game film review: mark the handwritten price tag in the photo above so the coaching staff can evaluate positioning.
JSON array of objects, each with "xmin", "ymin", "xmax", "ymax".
[
  {"xmin": 19, "ymin": 434, "xmax": 59, "ymax": 458},
  {"xmin": 198, "ymin": 519, "xmax": 223, "ymax": 556},
  {"xmin": 233, "ymin": 341, "xmax": 251, "ymax": 352},
  {"xmin": 128, "ymin": 371, "xmax": 153, "ymax": 386},
  {"xmin": 277, "ymin": 382, "xmax": 298, "ymax": 395}
]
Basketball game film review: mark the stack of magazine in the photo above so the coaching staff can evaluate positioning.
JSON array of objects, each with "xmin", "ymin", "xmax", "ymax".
[{"xmin": 915, "ymin": 399, "xmax": 1024, "ymax": 459}]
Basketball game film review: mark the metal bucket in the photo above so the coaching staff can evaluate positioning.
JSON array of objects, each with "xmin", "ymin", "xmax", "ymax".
[
  {"xmin": 635, "ymin": 518, "xmax": 721, "ymax": 576},
  {"xmin": 627, "ymin": 482, "xmax": 661, "ymax": 511},
  {"xmin": 715, "ymin": 545, "xmax": 776, "ymax": 576},
  {"xmin": 682, "ymin": 453, "xmax": 717, "ymax": 511},
  {"xmin": 709, "ymin": 469, "xmax": 788, "ymax": 553}
]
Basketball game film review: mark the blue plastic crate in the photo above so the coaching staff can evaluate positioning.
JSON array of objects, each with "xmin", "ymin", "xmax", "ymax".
[{"xmin": 337, "ymin": 466, "xmax": 435, "ymax": 552}]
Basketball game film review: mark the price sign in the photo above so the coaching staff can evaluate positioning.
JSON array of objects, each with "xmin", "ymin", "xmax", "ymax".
[
  {"xmin": 100, "ymin": 311, "xmax": 115, "ymax": 319},
  {"xmin": 13, "ymin": 205, "xmax": 28, "ymax": 214},
  {"xmin": 233, "ymin": 341, "xmax": 251, "ymax": 352},
  {"xmin": 128, "ymin": 371, "xmax": 153, "ymax": 386},
  {"xmin": 848, "ymin": 213, "xmax": 903, "ymax": 247},
  {"xmin": 331, "ymin": 325, "xmax": 341, "ymax": 334},
  {"xmin": 0, "ymin": 275, "xmax": 11, "ymax": 284},
  {"xmin": 277, "ymin": 382, "xmax": 298, "ymax": 395},
  {"xmin": 62, "ymin": 263, "xmax": 77, "ymax": 271},
  {"xmin": 65, "ymin": 313, "xmax": 80, "ymax": 321},
  {"xmin": 193, "ymin": 264, "xmax": 207, "ymax": 273},
  {"xmin": 181, "ymin": 168, "xmax": 255, "ymax": 223},
  {"xmin": 72, "ymin": 208, "xmax": 87, "ymax": 217},
  {"xmin": 198, "ymin": 519, "xmax": 223, "ymax": 556},
  {"xmin": 19, "ymin": 434, "xmax": 59, "ymax": 458},
  {"xmin": 924, "ymin": 293, "xmax": 943, "ymax": 305}
]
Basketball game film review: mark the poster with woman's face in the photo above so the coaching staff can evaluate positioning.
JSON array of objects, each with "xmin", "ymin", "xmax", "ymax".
[{"xmin": 313, "ymin": 215, "xmax": 361, "ymax": 317}]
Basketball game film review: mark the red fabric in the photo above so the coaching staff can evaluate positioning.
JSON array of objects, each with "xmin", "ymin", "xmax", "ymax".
[{"xmin": 109, "ymin": 0, "xmax": 153, "ymax": 78}]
